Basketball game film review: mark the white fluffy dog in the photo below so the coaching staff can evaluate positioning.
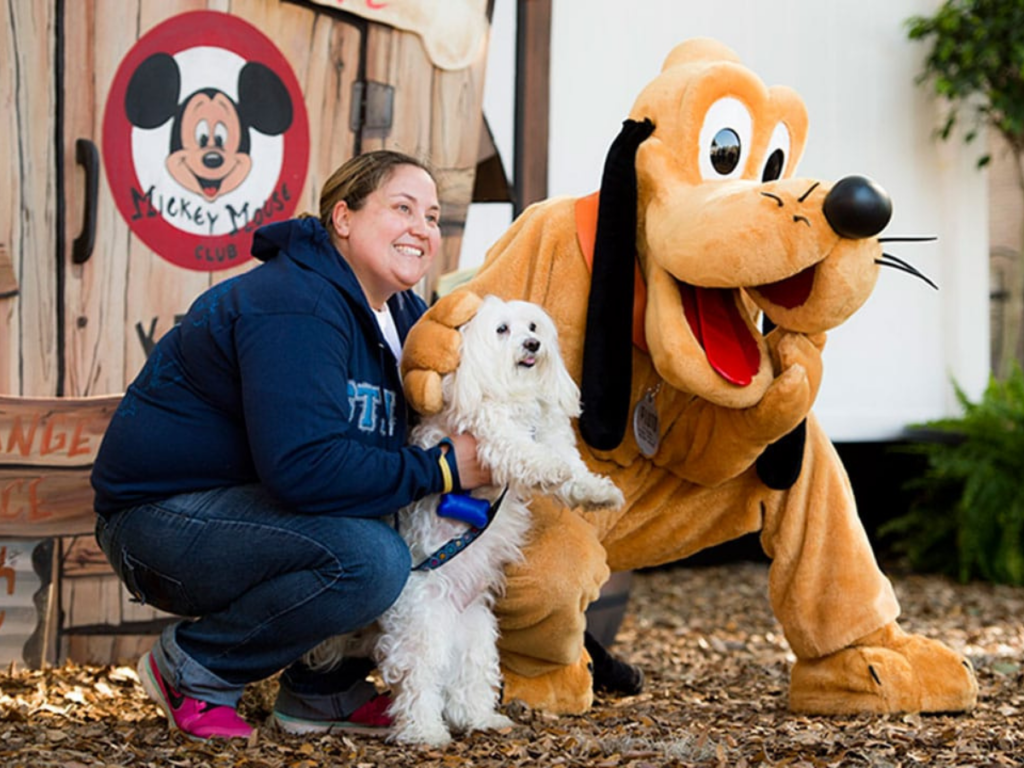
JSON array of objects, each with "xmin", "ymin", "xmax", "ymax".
[{"xmin": 310, "ymin": 295, "xmax": 623, "ymax": 747}]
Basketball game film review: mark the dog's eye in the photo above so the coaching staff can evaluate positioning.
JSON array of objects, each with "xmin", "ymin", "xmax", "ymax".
[
  {"xmin": 761, "ymin": 122, "xmax": 791, "ymax": 182},
  {"xmin": 698, "ymin": 97, "xmax": 752, "ymax": 181},
  {"xmin": 529, "ymin": 322, "xmax": 537, "ymax": 332},
  {"xmin": 496, "ymin": 324, "xmax": 508, "ymax": 335}
]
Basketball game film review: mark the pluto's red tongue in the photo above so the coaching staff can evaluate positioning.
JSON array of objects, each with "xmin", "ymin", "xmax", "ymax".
[{"xmin": 680, "ymin": 284, "xmax": 760, "ymax": 386}]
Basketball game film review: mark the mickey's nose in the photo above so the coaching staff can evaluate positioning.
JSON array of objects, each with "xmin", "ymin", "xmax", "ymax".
[{"xmin": 822, "ymin": 175, "xmax": 892, "ymax": 239}]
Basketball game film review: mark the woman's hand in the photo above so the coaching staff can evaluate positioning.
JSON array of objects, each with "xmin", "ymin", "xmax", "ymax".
[{"xmin": 446, "ymin": 433, "xmax": 492, "ymax": 490}]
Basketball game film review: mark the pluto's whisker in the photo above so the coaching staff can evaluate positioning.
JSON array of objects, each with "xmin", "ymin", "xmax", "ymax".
[
  {"xmin": 876, "ymin": 253, "xmax": 939, "ymax": 290},
  {"xmin": 877, "ymin": 236, "xmax": 938, "ymax": 243}
]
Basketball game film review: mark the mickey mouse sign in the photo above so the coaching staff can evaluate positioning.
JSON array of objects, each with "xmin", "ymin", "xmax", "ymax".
[{"xmin": 102, "ymin": 11, "xmax": 309, "ymax": 271}]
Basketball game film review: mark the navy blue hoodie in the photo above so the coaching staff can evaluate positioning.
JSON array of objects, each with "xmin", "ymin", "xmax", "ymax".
[{"xmin": 91, "ymin": 217, "xmax": 447, "ymax": 518}]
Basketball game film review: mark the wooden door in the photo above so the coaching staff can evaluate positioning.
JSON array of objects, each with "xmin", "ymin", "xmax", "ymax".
[
  {"xmin": 360, "ymin": 23, "xmax": 488, "ymax": 296},
  {"xmin": 61, "ymin": 0, "xmax": 363, "ymax": 397},
  {"xmin": 0, "ymin": 2, "xmax": 60, "ymax": 397}
]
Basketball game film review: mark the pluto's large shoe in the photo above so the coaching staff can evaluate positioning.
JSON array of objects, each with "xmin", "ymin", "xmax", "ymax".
[{"xmin": 789, "ymin": 623, "xmax": 978, "ymax": 714}]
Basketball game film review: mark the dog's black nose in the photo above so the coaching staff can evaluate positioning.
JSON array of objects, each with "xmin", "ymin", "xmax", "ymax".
[
  {"xmin": 524, "ymin": 338, "xmax": 540, "ymax": 353},
  {"xmin": 822, "ymin": 175, "xmax": 892, "ymax": 239},
  {"xmin": 203, "ymin": 152, "xmax": 224, "ymax": 169}
]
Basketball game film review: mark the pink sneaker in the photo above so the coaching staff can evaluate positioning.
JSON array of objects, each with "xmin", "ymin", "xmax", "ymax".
[{"xmin": 137, "ymin": 651, "xmax": 253, "ymax": 740}]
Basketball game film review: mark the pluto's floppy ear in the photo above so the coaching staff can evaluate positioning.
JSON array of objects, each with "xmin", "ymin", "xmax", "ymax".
[{"xmin": 579, "ymin": 117, "xmax": 655, "ymax": 450}]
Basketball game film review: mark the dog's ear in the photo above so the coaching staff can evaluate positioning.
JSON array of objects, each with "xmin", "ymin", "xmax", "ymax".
[
  {"xmin": 579, "ymin": 117, "xmax": 655, "ymax": 450},
  {"xmin": 539, "ymin": 316, "xmax": 582, "ymax": 419},
  {"xmin": 443, "ymin": 313, "xmax": 486, "ymax": 417}
]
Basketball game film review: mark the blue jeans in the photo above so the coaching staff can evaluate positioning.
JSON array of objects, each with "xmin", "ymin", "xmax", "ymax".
[{"xmin": 95, "ymin": 484, "xmax": 410, "ymax": 708}]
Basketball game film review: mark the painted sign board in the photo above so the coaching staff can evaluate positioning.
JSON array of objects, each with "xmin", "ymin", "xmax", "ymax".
[
  {"xmin": 0, "ymin": 394, "xmax": 119, "ymax": 537},
  {"xmin": 101, "ymin": 11, "xmax": 309, "ymax": 273}
]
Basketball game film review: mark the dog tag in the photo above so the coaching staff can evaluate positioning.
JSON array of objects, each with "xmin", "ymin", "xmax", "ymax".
[{"xmin": 633, "ymin": 389, "xmax": 660, "ymax": 457}]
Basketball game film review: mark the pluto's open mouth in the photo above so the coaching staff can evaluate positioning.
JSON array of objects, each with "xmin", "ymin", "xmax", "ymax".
[
  {"xmin": 677, "ymin": 265, "xmax": 815, "ymax": 387},
  {"xmin": 753, "ymin": 264, "xmax": 816, "ymax": 309},
  {"xmin": 679, "ymin": 283, "xmax": 760, "ymax": 386}
]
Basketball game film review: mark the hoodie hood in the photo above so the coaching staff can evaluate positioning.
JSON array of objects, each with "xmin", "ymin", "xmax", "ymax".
[
  {"xmin": 251, "ymin": 216, "xmax": 426, "ymax": 341},
  {"xmin": 251, "ymin": 217, "xmax": 366, "ymax": 301}
]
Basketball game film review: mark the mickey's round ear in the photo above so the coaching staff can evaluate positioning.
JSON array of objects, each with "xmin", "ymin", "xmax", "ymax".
[
  {"xmin": 125, "ymin": 53, "xmax": 181, "ymax": 129},
  {"xmin": 579, "ymin": 117, "xmax": 655, "ymax": 451}
]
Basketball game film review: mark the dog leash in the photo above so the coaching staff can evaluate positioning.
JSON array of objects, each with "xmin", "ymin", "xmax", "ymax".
[{"xmin": 411, "ymin": 487, "xmax": 509, "ymax": 572}]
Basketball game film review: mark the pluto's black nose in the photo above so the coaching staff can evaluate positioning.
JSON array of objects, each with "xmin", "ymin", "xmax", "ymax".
[{"xmin": 822, "ymin": 175, "xmax": 892, "ymax": 239}]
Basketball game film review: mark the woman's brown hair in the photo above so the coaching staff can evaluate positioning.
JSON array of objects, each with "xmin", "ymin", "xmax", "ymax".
[{"xmin": 317, "ymin": 150, "xmax": 436, "ymax": 227}]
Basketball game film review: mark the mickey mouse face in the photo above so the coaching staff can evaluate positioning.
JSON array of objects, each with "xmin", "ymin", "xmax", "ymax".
[
  {"xmin": 168, "ymin": 89, "xmax": 252, "ymax": 200},
  {"xmin": 125, "ymin": 52, "xmax": 293, "ymax": 203}
]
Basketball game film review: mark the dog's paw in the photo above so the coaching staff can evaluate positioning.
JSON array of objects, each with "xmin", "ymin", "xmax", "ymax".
[
  {"xmin": 465, "ymin": 712, "xmax": 515, "ymax": 733},
  {"xmin": 506, "ymin": 455, "xmax": 573, "ymax": 490},
  {"xmin": 390, "ymin": 721, "xmax": 452, "ymax": 748},
  {"xmin": 558, "ymin": 475, "xmax": 624, "ymax": 510}
]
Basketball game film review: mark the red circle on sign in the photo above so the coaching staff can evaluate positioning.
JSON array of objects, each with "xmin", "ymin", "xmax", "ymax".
[{"xmin": 102, "ymin": 11, "xmax": 309, "ymax": 271}]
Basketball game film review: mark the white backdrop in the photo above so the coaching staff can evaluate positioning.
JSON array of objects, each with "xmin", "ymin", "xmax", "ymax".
[{"xmin": 462, "ymin": 0, "xmax": 989, "ymax": 441}]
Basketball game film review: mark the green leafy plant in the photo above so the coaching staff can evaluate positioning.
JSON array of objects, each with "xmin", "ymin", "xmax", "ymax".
[
  {"xmin": 881, "ymin": 365, "xmax": 1024, "ymax": 585},
  {"xmin": 906, "ymin": 0, "xmax": 1024, "ymax": 376}
]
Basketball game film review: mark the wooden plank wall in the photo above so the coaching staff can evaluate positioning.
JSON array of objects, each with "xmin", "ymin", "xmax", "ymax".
[
  {"xmin": 361, "ymin": 23, "xmax": 488, "ymax": 297},
  {"xmin": 60, "ymin": 0, "xmax": 364, "ymax": 399},
  {"xmin": 0, "ymin": 1, "xmax": 60, "ymax": 397}
]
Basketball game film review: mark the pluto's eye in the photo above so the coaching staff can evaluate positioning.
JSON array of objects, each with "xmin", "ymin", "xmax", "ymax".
[
  {"xmin": 698, "ymin": 97, "xmax": 752, "ymax": 181},
  {"xmin": 761, "ymin": 122, "xmax": 791, "ymax": 182},
  {"xmin": 529, "ymin": 322, "xmax": 537, "ymax": 332},
  {"xmin": 496, "ymin": 324, "xmax": 509, "ymax": 335},
  {"xmin": 762, "ymin": 149, "xmax": 784, "ymax": 182},
  {"xmin": 710, "ymin": 129, "xmax": 741, "ymax": 175}
]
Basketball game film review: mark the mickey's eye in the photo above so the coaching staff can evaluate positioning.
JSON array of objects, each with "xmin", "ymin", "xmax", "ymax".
[
  {"xmin": 213, "ymin": 122, "xmax": 228, "ymax": 150},
  {"xmin": 699, "ymin": 97, "xmax": 752, "ymax": 181},
  {"xmin": 761, "ymin": 122, "xmax": 791, "ymax": 182},
  {"xmin": 195, "ymin": 119, "xmax": 211, "ymax": 148},
  {"xmin": 496, "ymin": 324, "xmax": 509, "ymax": 335}
]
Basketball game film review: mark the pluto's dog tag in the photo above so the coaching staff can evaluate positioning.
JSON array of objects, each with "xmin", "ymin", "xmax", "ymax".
[{"xmin": 633, "ymin": 388, "xmax": 660, "ymax": 457}]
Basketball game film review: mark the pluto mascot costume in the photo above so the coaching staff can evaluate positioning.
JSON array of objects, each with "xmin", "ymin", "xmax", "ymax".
[{"xmin": 402, "ymin": 38, "xmax": 978, "ymax": 716}]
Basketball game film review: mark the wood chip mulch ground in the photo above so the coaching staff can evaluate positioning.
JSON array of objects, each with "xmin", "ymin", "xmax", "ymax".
[{"xmin": 2, "ymin": 560, "xmax": 1022, "ymax": 767}]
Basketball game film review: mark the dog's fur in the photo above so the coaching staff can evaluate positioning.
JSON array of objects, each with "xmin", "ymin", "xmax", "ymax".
[{"xmin": 311, "ymin": 296, "xmax": 623, "ymax": 746}]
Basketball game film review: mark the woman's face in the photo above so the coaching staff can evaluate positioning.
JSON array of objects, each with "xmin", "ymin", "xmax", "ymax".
[{"xmin": 331, "ymin": 164, "xmax": 441, "ymax": 309}]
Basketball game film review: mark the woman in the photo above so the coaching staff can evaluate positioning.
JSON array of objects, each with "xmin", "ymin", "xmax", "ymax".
[{"xmin": 91, "ymin": 151, "xmax": 489, "ymax": 740}]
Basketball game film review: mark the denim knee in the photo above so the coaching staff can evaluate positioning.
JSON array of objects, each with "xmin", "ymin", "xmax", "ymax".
[
  {"xmin": 320, "ymin": 520, "xmax": 410, "ymax": 631},
  {"xmin": 357, "ymin": 522, "xmax": 411, "ymax": 618}
]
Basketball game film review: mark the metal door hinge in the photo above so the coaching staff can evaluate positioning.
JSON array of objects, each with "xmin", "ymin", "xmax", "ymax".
[{"xmin": 351, "ymin": 80, "xmax": 394, "ymax": 135}]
